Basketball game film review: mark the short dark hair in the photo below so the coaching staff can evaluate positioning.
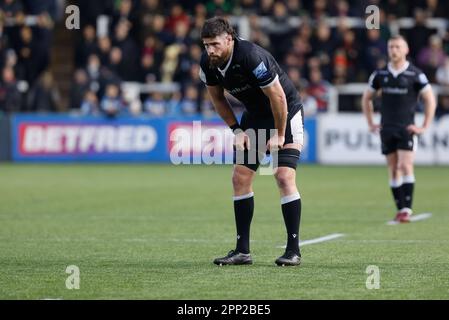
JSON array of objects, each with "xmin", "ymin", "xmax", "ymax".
[{"xmin": 201, "ymin": 16, "xmax": 237, "ymax": 39}]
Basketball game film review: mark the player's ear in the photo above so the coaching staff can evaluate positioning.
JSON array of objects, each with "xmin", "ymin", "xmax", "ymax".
[{"xmin": 403, "ymin": 39, "xmax": 410, "ymax": 55}]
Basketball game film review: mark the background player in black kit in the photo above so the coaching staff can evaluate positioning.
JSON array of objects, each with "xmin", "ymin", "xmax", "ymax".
[
  {"xmin": 199, "ymin": 17, "xmax": 304, "ymax": 266},
  {"xmin": 362, "ymin": 35, "xmax": 436, "ymax": 223}
]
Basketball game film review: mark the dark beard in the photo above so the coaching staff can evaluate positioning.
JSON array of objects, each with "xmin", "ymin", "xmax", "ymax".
[{"xmin": 208, "ymin": 56, "xmax": 226, "ymax": 68}]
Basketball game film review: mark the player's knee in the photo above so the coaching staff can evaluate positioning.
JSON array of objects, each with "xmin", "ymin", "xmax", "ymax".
[
  {"xmin": 398, "ymin": 161, "xmax": 413, "ymax": 175},
  {"xmin": 402, "ymin": 164, "xmax": 414, "ymax": 175},
  {"xmin": 274, "ymin": 170, "xmax": 294, "ymax": 190}
]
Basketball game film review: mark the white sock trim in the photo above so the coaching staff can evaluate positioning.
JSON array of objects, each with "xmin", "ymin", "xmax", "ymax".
[
  {"xmin": 281, "ymin": 192, "xmax": 300, "ymax": 205},
  {"xmin": 389, "ymin": 179, "xmax": 403, "ymax": 188},
  {"xmin": 400, "ymin": 207, "xmax": 413, "ymax": 215},
  {"xmin": 233, "ymin": 192, "xmax": 254, "ymax": 201},
  {"xmin": 402, "ymin": 175, "xmax": 415, "ymax": 184}
]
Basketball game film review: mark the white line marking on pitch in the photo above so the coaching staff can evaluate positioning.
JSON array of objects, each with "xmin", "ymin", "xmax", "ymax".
[
  {"xmin": 277, "ymin": 233, "xmax": 345, "ymax": 248},
  {"xmin": 386, "ymin": 213, "xmax": 432, "ymax": 225}
]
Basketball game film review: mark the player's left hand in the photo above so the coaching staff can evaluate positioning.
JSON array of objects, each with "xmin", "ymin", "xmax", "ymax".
[
  {"xmin": 267, "ymin": 135, "xmax": 285, "ymax": 151},
  {"xmin": 406, "ymin": 124, "xmax": 426, "ymax": 135}
]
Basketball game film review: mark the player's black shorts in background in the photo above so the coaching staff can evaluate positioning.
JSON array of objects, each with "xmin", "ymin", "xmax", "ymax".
[
  {"xmin": 233, "ymin": 108, "xmax": 304, "ymax": 171},
  {"xmin": 380, "ymin": 126, "xmax": 416, "ymax": 155}
]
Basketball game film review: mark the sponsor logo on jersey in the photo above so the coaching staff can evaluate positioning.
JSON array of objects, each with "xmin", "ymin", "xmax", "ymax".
[{"xmin": 252, "ymin": 61, "xmax": 269, "ymax": 80}]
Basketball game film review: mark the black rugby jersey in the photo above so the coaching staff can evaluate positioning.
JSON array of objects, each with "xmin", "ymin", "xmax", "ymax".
[
  {"xmin": 368, "ymin": 62, "xmax": 430, "ymax": 128},
  {"xmin": 200, "ymin": 38, "xmax": 302, "ymax": 118}
]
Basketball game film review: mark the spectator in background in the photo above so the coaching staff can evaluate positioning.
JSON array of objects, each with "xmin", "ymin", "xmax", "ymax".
[
  {"xmin": 383, "ymin": 0, "xmax": 408, "ymax": 20},
  {"xmin": 418, "ymin": 0, "xmax": 449, "ymax": 18},
  {"xmin": 100, "ymin": 83, "xmax": 126, "ymax": 117},
  {"xmin": 138, "ymin": 0, "xmax": 163, "ymax": 42},
  {"xmin": 309, "ymin": 0, "xmax": 329, "ymax": 20},
  {"xmin": 206, "ymin": 0, "xmax": 234, "ymax": 16},
  {"xmin": 235, "ymin": 0, "xmax": 258, "ymax": 15},
  {"xmin": 75, "ymin": 24, "xmax": 97, "ymax": 68},
  {"xmin": 166, "ymin": 4, "xmax": 190, "ymax": 34},
  {"xmin": 1, "ymin": 49, "xmax": 18, "ymax": 73},
  {"xmin": 285, "ymin": 0, "xmax": 306, "ymax": 16},
  {"xmin": 363, "ymin": 28, "xmax": 388, "ymax": 73},
  {"xmin": 284, "ymin": 20, "xmax": 312, "ymax": 72},
  {"xmin": 172, "ymin": 20, "xmax": 191, "ymax": 48},
  {"xmin": 332, "ymin": 48, "xmax": 349, "ymax": 84},
  {"xmin": 436, "ymin": 57, "xmax": 449, "ymax": 86},
  {"xmin": 297, "ymin": 18, "xmax": 313, "ymax": 43},
  {"xmin": 0, "ymin": 66, "xmax": 21, "ymax": 113},
  {"xmin": 0, "ymin": 0, "xmax": 25, "ymax": 36},
  {"xmin": 265, "ymin": 1, "xmax": 292, "ymax": 60},
  {"xmin": 307, "ymin": 67, "xmax": 331, "ymax": 112},
  {"xmin": 112, "ymin": 19, "xmax": 139, "ymax": 81},
  {"xmin": 69, "ymin": 69, "xmax": 90, "ymax": 110},
  {"xmin": 80, "ymin": 90, "xmax": 99, "ymax": 115},
  {"xmin": 141, "ymin": 35, "xmax": 164, "ymax": 77},
  {"xmin": 178, "ymin": 84, "xmax": 199, "ymax": 116},
  {"xmin": 405, "ymin": 8, "xmax": 437, "ymax": 59},
  {"xmin": 96, "ymin": 36, "xmax": 112, "ymax": 66},
  {"xmin": 330, "ymin": 0, "xmax": 352, "ymax": 17},
  {"xmin": 188, "ymin": 11, "xmax": 207, "ymax": 44},
  {"xmin": 26, "ymin": 71, "xmax": 61, "ymax": 112},
  {"xmin": 85, "ymin": 54, "xmax": 101, "ymax": 93},
  {"xmin": 167, "ymin": 91, "xmax": 181, "ymax": 116},
  {"xmin": 140, "ymin": 53, "xmax": 160, "ymax": 83},
  {"xmin": 435, "ymin": 95, "xmax": 449, "ymax": 119},
  {"xmin": 0, "ymin": 0, "xmax": 24, "ymax": 17},
  {"xmin": 142, "ymin": 35, "xmax": 160, "ymax": 59},
  {"xmin": 22, "ymin": 0, "xmax": 57, "ymax": 79},
  {"xmin": 174, "ymin": 44, "xmax": 201, "ymax": 84},
  {"xmin": 143, "ymin": 91, "xmax": 166, "ymax": 116},
  {"xmin": 201, "ymin": 90, "xmax": 215, "ymax": 117},
  {"xmin": 311, "ymin": 20, "xmax": 335, "ymax": 80},
  {"xmin": 76, "ymin": 0, "xmax": 114, "ymax": 27},
  {"xmin": 151, "ymin": 14, "xmax": 173, "ymax": 46},
  {"xmin": 417, "ymin": 35, "xmax": 447, "ymax": 82},
  {"xmin": 286, "ymin": 67, "xmax": 302, "ymax": 90},
  {"xmin": 259, "ymin": 0, "xmax": 274, "ymax": 16},
  {"xmin": 108, "ymin": 47, "xmax": 127, "ymax": 80},
  {"xmin": 186, "ymin": 63, "xmax": 204, "ymax": 107},
  {"xmin": 248, "ymin": 14, "xmax": 271, "ymax": 51},
  {"xmin": 194, "ymin": 2, "xmax": 208, "ymax": 19},
  {"xmin": 15, "ymin": 26, "xmax": 39, "ymax": 84},
  {"xmin": 299, "ymin": 80, "xmax": 318, "ymax": 117},
  {"xmin": 336, "ymin": 29, "xmax": 359, "ymax": 81},
  {"xmin": 378, "ymin": 9, "xmax": 392, "ymax": 42},
  {"xmin": 111, "ymin": 0, "xmax": 137, "ymax": 33}
]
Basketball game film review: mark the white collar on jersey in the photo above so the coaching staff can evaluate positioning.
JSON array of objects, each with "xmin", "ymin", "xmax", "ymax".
[
  {"xmin": 387, "ymin": 61, "xmax": 410, "ymax": 78},
  {"xmin": 217, "ymin": 46, "xmax": 234, "ymax": 77}
]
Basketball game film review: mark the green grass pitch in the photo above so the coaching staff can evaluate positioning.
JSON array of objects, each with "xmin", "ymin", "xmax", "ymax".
[{"xmin": 0, "ymin": 164, "xmax": 448, "ymax": 299}]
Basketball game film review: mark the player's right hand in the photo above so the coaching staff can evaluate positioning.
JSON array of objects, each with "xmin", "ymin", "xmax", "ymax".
[
  {"xmin": 369, "ymin": 123, "xmax": 381, "ymax": 133},
  {"xmin": 234, "ymin": 130, "xmax": 250, "ymax": 151}
]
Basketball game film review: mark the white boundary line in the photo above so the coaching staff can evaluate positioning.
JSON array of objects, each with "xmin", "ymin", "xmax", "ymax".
[
  {"xmin": 277, "ymin": 233, "xmax": 345, "ymax": 249},
  {"xmin": 386, "ymin": 213, "xmax": 432, "ymax": 226}
]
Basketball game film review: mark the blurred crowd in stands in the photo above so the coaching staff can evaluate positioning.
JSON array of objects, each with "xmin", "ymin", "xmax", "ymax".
[{"xmin": 1, "ymin": 0, "xmax": 449, "ymax": 118}]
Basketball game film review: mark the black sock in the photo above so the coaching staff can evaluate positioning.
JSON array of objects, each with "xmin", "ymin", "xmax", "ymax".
[
  {"xmin": 281, "ymin": 193, "xmax": 301, "ymax": 256},
  {"xmin": 233, "ymin": 193, "xmax": 254, "ymax": 254},
  {"xmin": 390, "ymin": 186, "xmax": 405, "ymax": 211},
  {"xmin": 402, "ymin": 177, "xmax": 415, "ymax": 209}
]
